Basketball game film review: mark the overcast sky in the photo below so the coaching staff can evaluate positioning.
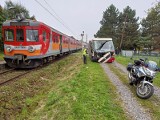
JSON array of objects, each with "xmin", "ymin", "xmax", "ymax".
[{"xmin": 0, "ymin": 0, "xmax": 158, "ymax": 40}]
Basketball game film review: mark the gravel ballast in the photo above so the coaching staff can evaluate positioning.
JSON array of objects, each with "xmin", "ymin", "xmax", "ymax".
[{"xmin": 101, "ymin": 63, "xmax": 151, "ymax": 120}]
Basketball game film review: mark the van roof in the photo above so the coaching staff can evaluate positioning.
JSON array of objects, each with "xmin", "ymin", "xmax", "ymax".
[{"xmin": 92, "ymin": 38, "xmax": 112, "ymax": 41}]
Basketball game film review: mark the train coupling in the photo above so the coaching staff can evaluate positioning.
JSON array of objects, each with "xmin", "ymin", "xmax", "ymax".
[{"xmin": 12, "ymin": 54, "xmax": 31, "ymax": 65}]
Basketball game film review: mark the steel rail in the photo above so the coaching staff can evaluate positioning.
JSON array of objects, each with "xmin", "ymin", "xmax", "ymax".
[
  {"xmin": 0, "ymin": 71, "xmax": 31, "ymax": 86},
  {"xmin": 0, "ymin": 54, "xmax": 70, "ymax": 86},
  {"xmin": 0, "ymin": 68, "xmax": 15, "ymax": 75}
]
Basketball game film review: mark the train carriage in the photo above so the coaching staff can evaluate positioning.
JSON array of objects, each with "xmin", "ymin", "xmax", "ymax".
[{"xmin": 2, "ymin": 19, "xmax": 81, "ymax": 68}]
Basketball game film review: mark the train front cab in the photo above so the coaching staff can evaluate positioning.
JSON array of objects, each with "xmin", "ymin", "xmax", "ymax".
[{"xmin": 3, "ymin": 20, "xmax": 50, "ymax": 68}]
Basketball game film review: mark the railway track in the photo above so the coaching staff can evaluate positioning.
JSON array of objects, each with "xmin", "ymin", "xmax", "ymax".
[
  {"xmin": 0, "ymin": 68, "xmax": 15, "ymax": 75},
  {"xmin": 0, "ymin": 69, "xmax": 31, "ymax": 86},
  {"xmin": 0, "ymin": 53, "xmax": 70, "ymax": 86}
]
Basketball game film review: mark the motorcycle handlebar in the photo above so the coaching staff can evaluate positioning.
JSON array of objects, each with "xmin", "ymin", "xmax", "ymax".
[
  {"xmin": 134, "ymin": 58, "xmax": 160, "ymax": 72},
  {"xmin": 155, "ymin": 67, "xmax": 160, "ymax": 72}
]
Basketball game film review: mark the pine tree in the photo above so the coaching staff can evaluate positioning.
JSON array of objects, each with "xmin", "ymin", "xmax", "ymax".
[
  {"xmin": 95, "ymin": 4, "xmax": 119, "ymax": 47},
  {"xmin": 117, "ymin": 6, "xmax": 139, "ymax": 50},
  {"xmin": 0, "ymin": 5, "xmax": 6, "ymax": 51},
  {"xmin": 95, "ymin": 5, "xmax": 139, "ymax": 50},
  {"xmin": 141, "ymin": 2, "xmax": 160, "ymax": 50}
]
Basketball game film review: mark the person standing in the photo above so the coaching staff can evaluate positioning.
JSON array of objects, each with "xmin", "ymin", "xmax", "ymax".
[{"xmin": 83, "ymin": 47, "xmax": 87, "ymax": 64}]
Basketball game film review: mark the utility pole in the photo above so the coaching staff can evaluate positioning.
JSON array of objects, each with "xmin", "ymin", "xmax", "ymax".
[
  {"xmin": 119, "ymin": 14, "xmax": 128, "ymax": 51},
  {"xmin": 81, "ymin": 31, "xmax": 84, "ymax": 49},
  {"xmin": 86, "ymin": 34, "xmax": 88, "ymax": 43}
]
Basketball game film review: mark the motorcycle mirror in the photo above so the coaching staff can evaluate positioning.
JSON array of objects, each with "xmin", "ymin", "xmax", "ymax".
[
  {"xmin": 145, "ymin": 58, "xmax": 148, "ymax": 61},
  {"xmin": 140, "ymin": 58, "xmax": 144, "ymax": 61}
]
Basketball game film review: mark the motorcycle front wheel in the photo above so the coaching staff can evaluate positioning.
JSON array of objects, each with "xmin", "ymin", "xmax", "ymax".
[
  {"xmin": 128, "ymin": 72, "xmax": 133, "ymax": 85},
  {"xmin": 136, "ymin": 83, "xmax": 154, "ymax": 99}
]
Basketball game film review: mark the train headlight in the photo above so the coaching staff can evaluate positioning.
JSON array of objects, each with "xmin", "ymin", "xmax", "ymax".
[
  {"xmin": 6, "ymin": 46, "xmax": 13, "ymax": 52},
  {"xmin": 28, "ymin": 46, "xmax": 35, "ymax": 53}
]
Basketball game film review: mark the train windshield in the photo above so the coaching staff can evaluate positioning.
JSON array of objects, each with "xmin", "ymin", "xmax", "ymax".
[
  {"xmin": 16, "ymin": 29, "xmax": 24, "ymax": 42},
  {"xmin": 5, "ymin": 29, "xmax": 14, "ymax": 41},
  {"xmin": 93, "ymin": 40, "xmax": 114, "ymax": 51},
  {"xmin": 26, "ymin": 30, "xmax": 38, "ymax": 42}
]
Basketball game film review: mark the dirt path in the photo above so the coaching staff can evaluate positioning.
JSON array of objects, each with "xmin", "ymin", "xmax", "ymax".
[
  {"xmin": 114, "ymin": 61, "xmax": 160, "ymax": 99},
  {"xmin": 101, "ymin": 63, "xmax": 151, "ymax": 120}
]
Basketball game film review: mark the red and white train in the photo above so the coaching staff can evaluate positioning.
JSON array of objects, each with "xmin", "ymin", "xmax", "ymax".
[{"xmin": 2, "ymin": 19, "xmax": 82, "ymax": 68}]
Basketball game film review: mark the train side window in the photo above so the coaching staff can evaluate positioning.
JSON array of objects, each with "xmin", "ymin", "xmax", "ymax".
[
  {"xmin": 53, "ymin": 36, "xmax": 55, "ymax": 43},
  {"xmin": 16, "ymin": 29, "xmax": 24, "ymax": 41},
  {"xmin": 52, "ymin": 35, "xmax": 55, "ymax": 43},
  {"xmin": 54, "ymin": 36, "xmax": 57, "ymax": 43},
  {"xmin": 5, "ymin": 29, "xmax": 14, "ymax": 41},
  {"xmin": 65, "ymin": 38, "xmax": 67, "ymax": 44},
  {"xmin": 56, "ymin": 36, "xmax": 59, "ymax": 43},
  {"xmin": 43, "ymin": 31, "xmax": 46, "ymax": 41},
  {"xmin": 26, "ymin": 30, "xmax": 38, "ymax": 42}
]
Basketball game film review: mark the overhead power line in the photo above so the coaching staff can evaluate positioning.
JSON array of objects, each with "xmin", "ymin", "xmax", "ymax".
[
  {"xmin": 43, "ymin": 0, "xmax": 66, "ymax": 25},
  {"xmin": 34, "ymin": 0, "xmax": 77, "ymax": 36}
]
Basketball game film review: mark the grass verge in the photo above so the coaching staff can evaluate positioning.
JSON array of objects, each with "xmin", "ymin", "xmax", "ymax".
[
  {"xmin": 0, "ymin": 52, "xmax": 4, "ymax": 61},
  {"xmin": 115, "ymin": 55, "xmax": 132, "ymax": 66},
  {"xmin": 0, "ymin": 53, "xmax": 82, "ymax": 120},
  {"xmin": 108, "ymin": 64, "xmax": 160, "ymax": 120},
  {"xmin": 28, "ymin": 56, "xmax": 127, "ymax": 120},
  {"xmin": 0, "ymin": 53, "xmax": 127, "ymax": 120}
]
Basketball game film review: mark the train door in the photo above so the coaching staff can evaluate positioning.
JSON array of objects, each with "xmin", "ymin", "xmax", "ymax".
[
  {"xmin": 41, "ymin": 27, "xmax": 50, "ymax": 54},
  {"xmin": 60, "ymin": 35, "xmax": 62, "ymax": 53}
]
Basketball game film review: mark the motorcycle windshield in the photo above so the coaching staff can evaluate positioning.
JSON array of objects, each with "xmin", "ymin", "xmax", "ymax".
[{"xmin": 148, "ymin": 61, "xmax": 158, "ymax": 71}]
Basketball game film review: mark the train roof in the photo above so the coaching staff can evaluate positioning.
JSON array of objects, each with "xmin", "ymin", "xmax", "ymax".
[
  {"xmin": 2, "ymin": 19, "xmax": 40, "ymax": 26},
  {"xmin": 2, "ymin": 19, "xmax": 79, "ymax": 41},
  {"xmin": 92, "ymin": 38, "xmax": 112, "ymax": 41},
  {"xmin": 3, "ymin": 19, "xmax": 68, "ymax": 36},
  {"xmin": 51, "ymin": 27, "xmax": 68, "ymax": 37}
]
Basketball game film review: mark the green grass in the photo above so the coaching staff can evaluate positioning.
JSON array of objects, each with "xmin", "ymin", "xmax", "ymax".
[
  {"xmin": 0, "ymin": 52, "xmax": 4, "ymax": 60},
  {"xmin": 154, "ymin": 74, "xmax": 160, "ymax": 87},
  {"xmin": 0, "ymin": 53, "xmax": 82, "ymax": 120},
  {"xmin": 28, "ymin": 56, "xmax": 127, "ymax": 120},
  {"xmin": 108, "ymin": 64, "xmax": 160, "ymax": 120},
  {"xmin": 116, "ymin": 55, "xmax": 160, "ymax": 66},
  {"xmin": 115, "ymin": 55, "xmax": 160, "ymax": 87},
  {"xmin": 115, "ymin": 55, "xmax": 132, "ymax": 66},
  {"xmin": 0, "ymin": 53, "xmax": 128, "ymax": 120}
]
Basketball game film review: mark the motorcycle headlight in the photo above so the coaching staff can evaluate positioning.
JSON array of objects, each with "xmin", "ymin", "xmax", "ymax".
[
  {"xmin": 28, "ymin": 46, "xmax": 35, "ymax": 53},
  {"xmin": 6, "ymin": 46, "xmax": 13, "ymax": 52},
  {"xmin": 144, "ymin": 68, "xmax": 151, "ymax": 76},
  {"xmin": 151, "ymin": 71, "xmax": 156, "ymax": 77}
]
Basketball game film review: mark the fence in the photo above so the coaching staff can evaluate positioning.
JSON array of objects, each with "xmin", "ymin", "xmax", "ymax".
[{"xmin": 121, "ymin": 50, "xmax": 160, "ymax": 66}]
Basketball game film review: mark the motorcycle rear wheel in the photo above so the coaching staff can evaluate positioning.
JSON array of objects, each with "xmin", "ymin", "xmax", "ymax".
[{"xmin": 136, "ymin": 83, "xmax": 154, "ymax": 99}]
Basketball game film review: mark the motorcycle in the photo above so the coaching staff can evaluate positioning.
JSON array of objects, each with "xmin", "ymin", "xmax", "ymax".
[{"xmin": 127, "ymin": 58, "xmax": 159, "ymax": 99}]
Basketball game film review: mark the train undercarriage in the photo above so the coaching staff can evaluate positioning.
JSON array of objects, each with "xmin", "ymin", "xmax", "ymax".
[{"xmin": 4, "ymin": 54, "xmax": 57, "ymax": 68}]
